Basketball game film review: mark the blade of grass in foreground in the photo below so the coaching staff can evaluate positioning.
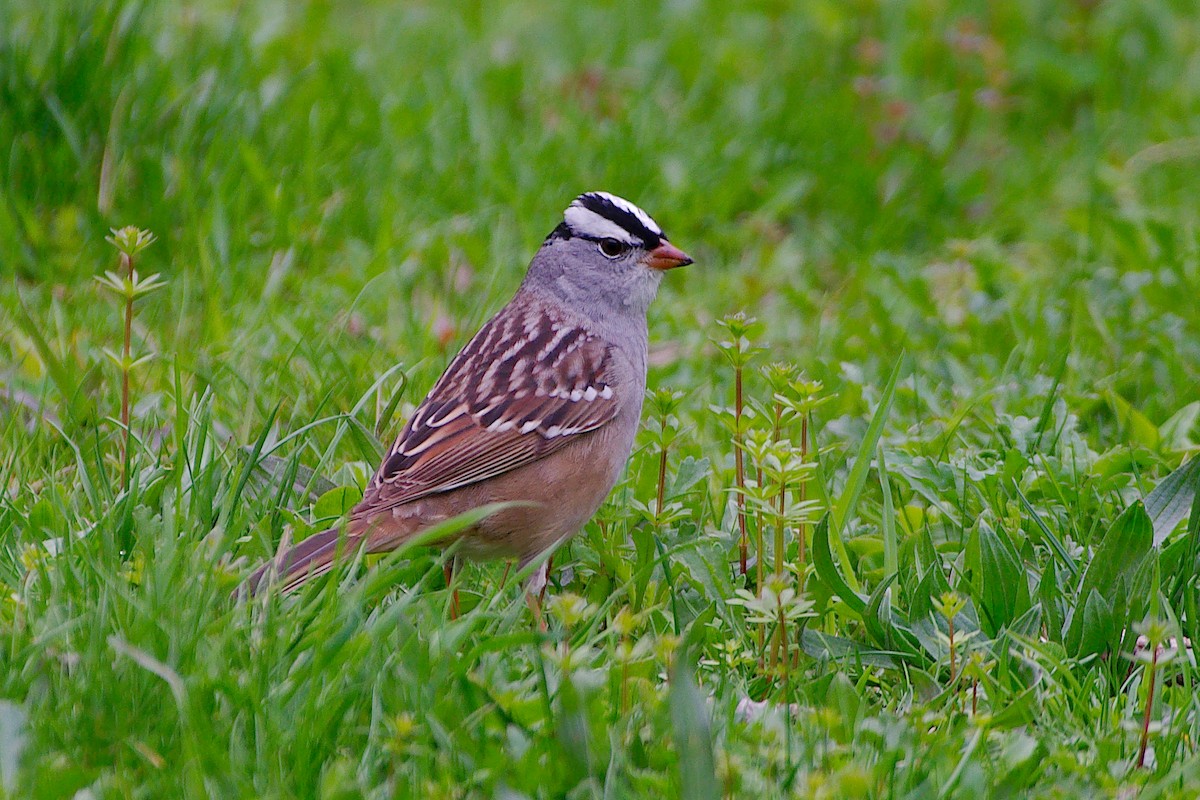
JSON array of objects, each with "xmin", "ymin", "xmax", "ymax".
[
  {"xmin": 879, "ymin": 443, "xmax": 898, "ymax": 580},
  {"xmin": 828, "ymin": 354, "xmax": 904, "ymax": 592},
  {"xmin": 669, "ymin": 653, "xmax": 719, "ymax": 800}
]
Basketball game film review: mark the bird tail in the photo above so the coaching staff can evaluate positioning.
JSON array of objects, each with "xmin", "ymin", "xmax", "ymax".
[{"xmin": 241, "ymin": 527, "xmax": 361, "ymax": 596}]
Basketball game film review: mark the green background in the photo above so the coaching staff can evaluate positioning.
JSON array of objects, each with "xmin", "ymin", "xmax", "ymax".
[{"xmin": 2, "ymin": 1, "xmax": 1200, "ymax": 797}]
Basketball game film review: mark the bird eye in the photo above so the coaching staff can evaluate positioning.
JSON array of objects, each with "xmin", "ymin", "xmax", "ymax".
[{"xmin": 598, "ymin": 239, "xmax": 628, "ymax": 259}]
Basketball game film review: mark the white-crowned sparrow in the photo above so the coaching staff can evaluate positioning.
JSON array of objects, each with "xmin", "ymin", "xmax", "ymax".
[{"xmin": 244, "ymin": 192, "xmax": 691, "ymax": 610}]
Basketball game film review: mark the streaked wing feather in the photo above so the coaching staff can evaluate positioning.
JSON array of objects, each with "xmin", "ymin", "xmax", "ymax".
[{"xmin": 355, "ymin": 298, "xmax": 620, "ymax": 517}]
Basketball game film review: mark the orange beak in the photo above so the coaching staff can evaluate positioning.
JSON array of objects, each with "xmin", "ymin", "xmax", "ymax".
[{"xmin": 645, "ymin": 241, "xmax": 693, "ymax": 271}]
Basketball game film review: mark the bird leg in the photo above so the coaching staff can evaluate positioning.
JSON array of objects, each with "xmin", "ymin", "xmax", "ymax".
[
  {"xmin": 444, "ymin": 556, "xmax": 460, "ymax": 620},
  {"xmin": 525, "ymin": 590, "xmax": 547, "ymax": 632}
]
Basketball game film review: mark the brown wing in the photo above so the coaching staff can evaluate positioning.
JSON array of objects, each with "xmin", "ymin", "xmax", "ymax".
[{"xmin": 354, "ymin": 297, "xmax": 621, "ymax": 518}]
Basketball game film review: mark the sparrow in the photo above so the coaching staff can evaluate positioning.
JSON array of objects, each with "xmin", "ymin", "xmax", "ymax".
[{"xmin": 243, "ymin": 191, "xmax": 692, "ymax": 618}]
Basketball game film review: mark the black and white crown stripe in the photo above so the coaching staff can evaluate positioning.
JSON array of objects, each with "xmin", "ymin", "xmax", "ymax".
[{"xmin": 560, "ymin": 191, "xmax": 664, "ymax": 249}]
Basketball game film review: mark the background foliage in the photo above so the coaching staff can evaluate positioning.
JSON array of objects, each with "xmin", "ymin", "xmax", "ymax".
[{"xmin": 3, "ymin": 0, "xmax": 1200, "ymax": 797}]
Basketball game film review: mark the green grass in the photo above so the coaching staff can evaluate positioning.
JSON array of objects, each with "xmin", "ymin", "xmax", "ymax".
[{"xmin": 3, "ymin": 0, "xmax": 1200, "ymax": 796}]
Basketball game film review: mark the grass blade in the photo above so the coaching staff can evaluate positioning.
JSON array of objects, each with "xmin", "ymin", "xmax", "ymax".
[
  {"xmin": 828, "ymin": 354, "xmax": 903, "ymax": 592},
  {"xmin": 669, "ymin": 653, "xmax": 719, "ymax": 800}
]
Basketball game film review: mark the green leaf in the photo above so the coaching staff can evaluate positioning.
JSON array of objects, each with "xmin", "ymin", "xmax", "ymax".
[
  {"xmin": 823, "ymin": 672, "xmax": 861, "ymax": 743},
  {"xmin": 811, "ymin": 514, "xmax": 867, "ymax": 615},
  {"xmin": 1064, "ymin": 501, "xmax": 1154, "ymax": 657},
  {"xmin": 989, "ymin": 688, "xmax": 1041, "ymax": 731},
  {"xmin": 830, "ymin": 357, "xmax": 904, "ymax": 593},
  {"xmin": 345, "ymin": 414, "xmax": 385, "ymax": 463},
  {"xmin": 1037, "ymin": 564, "xmax": 1065, "ymax": 645},
  {"xmin": 974, "ymin": 522, "xmax": 1031, "ymax": 636},
  {"xmin": 374, "ymin": 370, "xmax": 409, "ymax": 438},
  {"xmin": 800, "ymin": 629, "xmax": 900, "ymax": 669},
  {"xmin": 1006, "ymin": 602, "xmax": 1043, "ymax": 640},
  {"xmin": 862, "ymin": 572, "xmax": 896, "ymax": 646},
  {"xmin": 1074, "ymin": 588, "xmax": 1114, "ymax": 660},
  {"xmin": 1146, "ymin": 455, "xmax": 1200, "ymax": 547},
  {"xmin": 908, "ymin": 561, "xmax": 952, "ymax": 623},
  {"xmin": 313, "ymin": 486, "xmax": 362, "ymax": 522},
  {"xmin": 1159, "ymin": 401, "xmax": 1200, "ymax": 452},
  {"xmin": 669, "ymin": 655, "xmax": 719, "ymax": 800},
  {"xmin": 1105, "ymin": 390, "xmax": 1160, "ymax": 450},
  {"xmin": 670, "ymin": 456, "xmax": 711, "ymax": 498},
  {"xmin": 861, "ymin": 573, "xmax": 924, "ymax": 659}
]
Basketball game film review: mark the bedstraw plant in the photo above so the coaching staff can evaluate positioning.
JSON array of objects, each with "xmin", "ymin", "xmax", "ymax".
[{"xmin": 96, "ymin": 226, "xmax": 162, "ymax": 491}]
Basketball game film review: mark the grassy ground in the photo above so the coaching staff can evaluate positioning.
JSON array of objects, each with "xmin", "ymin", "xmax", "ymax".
[{"xmin": 3, "ymin": 0, "xmax": 1200, "ymax": 796}]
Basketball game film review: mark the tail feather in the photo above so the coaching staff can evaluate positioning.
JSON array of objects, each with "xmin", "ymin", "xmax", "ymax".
[{"xmin": 242, "ymin": 527, "xmax": 360, "ymax": 596}]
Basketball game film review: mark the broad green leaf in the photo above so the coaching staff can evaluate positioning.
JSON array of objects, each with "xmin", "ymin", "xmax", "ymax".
[
  {"xmin": 862, "ymin": 572, "xmax": 895, "ymax": 645},
  {"xmin": 1006, "ymin": 603, "xmax": 1043, "ymax": 640},
  {"xmin": 1037, "ymin": 565, "xmax": 1065, "ymax": 644},
  {"xmin": 1146, "ymin": 455, "xmax": 1200, "ymax": 547},
  {"xmin": 824, "ymin": 672, "xmax": 861, "ymax": 743},
  {"xmin": 1160, "ymin": 401, "xmax": 1200, "ymax": 452},
  {"xmin": 1064, "ymin": 501, "xmax": 1154, "ymax": 657},
  {"xmin": 1074, "ymin": 589, "xmax": 1114, "ymax": 660},
  {"xmin": 989, "ymin": 688, "xmax": 1041, "ymax": 731},
  {"xmin": 973, "ymin": 522, "xmax": 1031, "ymax": 636},
  {"xmin": 345, "ymin": 414, "xmax": 386, "ymax": 463},
  {"xmin": 313, "ymin": 486, "xmax": 362, "ymax": 522},
  {"xmin": 800, "ymin": 630, "xmax": 900, "ymax": 669},
  {"xmin": 862, "ymin": 574, "xmax": 924, "ymax": 659},
  {"xmin": 1105, "ymin": 390, "xmax": 1159, "ymax": 450},
  {"xmin": 908, "ymin": 561, "xmax": 952, "ymax": 623},
  {"xmin": 812, "ymin": 514, "xmax": 867, "ymax": 615},
  {"xmin": 670, "ymin": 456, "xmax": 712, "ymax": 498}
]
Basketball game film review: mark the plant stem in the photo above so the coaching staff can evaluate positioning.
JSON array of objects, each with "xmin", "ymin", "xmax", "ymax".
[
  {"xmin": 777, "ymin": 601, "xmax": 789, "ymax": 691},
  {"xmin": 1138, "ymin": 645, "xmax": 1159, "ymax": 769},
  {"xmin": 620, "ymin": 637, "xmax": 630, "ymax": 714},
  {"xmin": 755, "ymin": 506, "xmax": 764, "ymax": 670},
  {"xmin": 771, "ymin": 484, "xmax": 786, "ymax": 670},
  {"xmin": 798, "ymin": 415, "xmax": 809, "ymax": 565},
  {"xmin": 772, "ymin": 400, "xmax": 784, "ymax": 580},
  {"xmin": 768, "ymin": 399, "xmax": 787, "ymax": 669},
  {"xmin": 120, "ymin": 252, "xmax": 134, "ymax": 491},
  {"xmin": 734, "ymin": 364, "xmax": 747, "ymax": 575},
  {"xmin": 656, "ymin": 423, "xmax": 668, "ymax": 518},
  {"xmin": 948, "ymin": 614, "xmax": 957, "ymax": 684}
]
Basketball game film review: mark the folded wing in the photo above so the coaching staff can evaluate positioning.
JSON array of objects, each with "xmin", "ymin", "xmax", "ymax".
[{"xmin": 355, "ymin": 297, "xmax": 620, "ymax": 519}]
